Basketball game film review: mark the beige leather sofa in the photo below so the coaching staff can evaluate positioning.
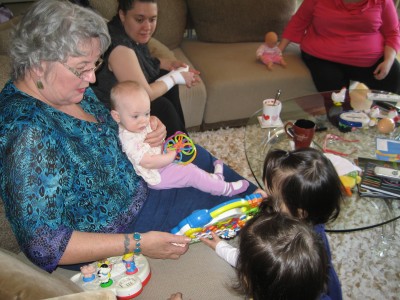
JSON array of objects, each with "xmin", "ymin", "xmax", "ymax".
[{"xmin": 0, "ymin": 0, "xmax": 316, "ymax": 131}]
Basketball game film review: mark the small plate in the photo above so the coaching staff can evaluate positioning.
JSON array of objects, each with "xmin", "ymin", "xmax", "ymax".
[{"xmin": 257, "ymin": 116, "xmax": 284, "ymax": 128}]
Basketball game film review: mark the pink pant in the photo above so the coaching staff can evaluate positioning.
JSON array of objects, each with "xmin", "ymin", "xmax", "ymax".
[
  {"xmin": 261, "ymin": 53, "xmax": 282, "ymax": 64},
  {"xmin": 149, "ymin": 163, "xmax": 226, "ymax": 195}
]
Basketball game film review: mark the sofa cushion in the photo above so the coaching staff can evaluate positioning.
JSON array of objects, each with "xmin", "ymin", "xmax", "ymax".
[
  {"xmin": 181, "ymin": 40, "xmax": 317, "ymax": 126},
  {"xmin": 153, "ymin": 0, "xmax": 187, "ymax": 50},
  {"xmin": 0, "ymin": 16, "xmax": 21, "ymax": 55},
  {"xmin": 187, "ymin": 0, "xmax": 296, "ymax": 43},
  {"xmin": 89, "ymin": 0, "xmax": 118, "ymax": 20},
  {"xmin": 0, "ymin": 249, "xmax": 84, "ymax": 299},
  {"xmin": 0, "ymin": 29, "xmax": 11, "ymax": 55},
  {"xmin": 148, "ymin": 37, "xmax": 176, "ymax": 60}
]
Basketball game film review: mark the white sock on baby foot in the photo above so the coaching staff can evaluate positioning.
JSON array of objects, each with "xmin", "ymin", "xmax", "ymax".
[
  {"xmin": 213, "ymin": 159, "xmax": 224, "ymax": 180},
  {"xmin": 223, "ymin": 180, "xmax": 250, "ymax": 197}
]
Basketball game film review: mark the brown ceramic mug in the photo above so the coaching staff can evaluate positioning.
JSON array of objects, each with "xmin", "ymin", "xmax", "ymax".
[{"xmin": 284, "ymin": 119, "xmax": 316, "ymax": 149}]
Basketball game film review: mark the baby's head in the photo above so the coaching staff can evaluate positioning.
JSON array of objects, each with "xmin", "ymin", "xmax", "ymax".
[
  {"xmin": 110, "ymin": 81, "xmax": 151, "ymax": 132},
  {"xmin": 262, "ymin": 148, "xmax": 342, "ymax": 225},
  {"xmin": 236, "ymin": 211, "xmax": 328, "ymax": 300}
]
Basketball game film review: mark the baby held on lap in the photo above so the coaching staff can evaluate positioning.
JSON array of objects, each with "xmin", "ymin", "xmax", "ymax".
[{"xmin": 109, "ymin": 80, "xmax": 249, "ymax": 196}]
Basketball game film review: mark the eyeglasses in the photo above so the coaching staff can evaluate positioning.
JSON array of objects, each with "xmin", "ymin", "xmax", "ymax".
[{"xmin": 61, "ymin": 57, "xmax": 103, "ymax": 79}]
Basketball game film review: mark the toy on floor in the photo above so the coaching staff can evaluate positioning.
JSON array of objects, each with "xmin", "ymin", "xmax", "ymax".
[
  {"xmin": 256, "ymin": 32, "xmax": 286, "ymax": 70},
  {"xmin": 70, "ymin": 253, "xmax": 151, "ymax": 299},
  {"xmin": 171, "ymin": 193, "xmax": 263, "ymax": 243},
  {"xmin": 163, "ymin": 131, "xmax": 196, "ymax": 165}
]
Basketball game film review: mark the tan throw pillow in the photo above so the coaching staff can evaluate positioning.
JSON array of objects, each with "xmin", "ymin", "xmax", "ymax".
[
  {"xmin": 89, "ymin": 0, "xmax": 118, "ymax": 20},
  {"xmin": 187, "ymin": 0, "xmax": 296, "ymax": 43},
  {"xmin": 0, "ymin": 249, "xmax": 83, "ymax": 299},
  {"xmin": 0, "ymin": 16, "xmax": 21, "ymax": 55},
  {"xmin": 148, "ymin": 38, "xmax": 176, "ymax": 60},
  {"xmin": 153, "ymin": 0, "xmax": 187, "ymax": 50}
]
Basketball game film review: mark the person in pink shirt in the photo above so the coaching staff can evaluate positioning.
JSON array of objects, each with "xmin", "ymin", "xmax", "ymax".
[{"xmin": 279, "ymin": 0, "xmax": 400, "ymax": 94}]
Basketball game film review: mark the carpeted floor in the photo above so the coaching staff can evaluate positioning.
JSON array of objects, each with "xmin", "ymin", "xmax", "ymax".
[{"xmin": 190, "ymin": 126, "xmax": 400, "ymax": 300}]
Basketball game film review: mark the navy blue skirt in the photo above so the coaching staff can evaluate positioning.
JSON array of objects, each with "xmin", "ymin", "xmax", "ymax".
[{"xmin": 127, "ymin": 144, "xmax": 257, "ymax": 233}]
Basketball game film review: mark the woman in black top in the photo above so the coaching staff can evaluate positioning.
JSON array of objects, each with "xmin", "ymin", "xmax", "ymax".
[{"xmin": 92, "ymin": 0, "xmax": 200, "ymax": 136}]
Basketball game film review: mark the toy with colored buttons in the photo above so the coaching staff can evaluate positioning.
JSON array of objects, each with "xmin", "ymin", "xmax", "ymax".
[
  {"xmin": 171, "ymin": 193, "xmax": 263, "ymax": 243},
  {"xmin": 71, "ymin": 254, "xmax": 151, "ymax": 299},
  {"xmin": 163, "ymin": 131, "xmax": 196, "ymax": 165}
]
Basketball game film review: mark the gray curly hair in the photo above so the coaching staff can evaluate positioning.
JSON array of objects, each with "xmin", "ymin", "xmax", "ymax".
[{"xmin": 10, "ymin": 0, "xmax": 111, "ymax": 80}]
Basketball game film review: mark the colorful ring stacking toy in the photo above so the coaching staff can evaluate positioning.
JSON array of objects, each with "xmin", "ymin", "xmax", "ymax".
[{"xmin": 163, "ymin": 131, "xmax": 197, "ymax": 165}]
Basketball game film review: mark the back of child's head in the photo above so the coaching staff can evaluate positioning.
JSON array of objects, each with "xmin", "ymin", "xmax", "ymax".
[
  {"xmin": 262, "ymin": 148, "xmax": 342, "ymax": 225},
  {"xmin": 235, "ymin": 209, "xmax": 329, "ymax": 300}
]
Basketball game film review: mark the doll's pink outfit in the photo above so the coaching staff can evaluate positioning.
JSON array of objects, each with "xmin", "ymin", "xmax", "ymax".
[
  {"xmin": 256, "ymin": 44, "xmax": 283, "ymax": 64},
  {"xmin": 119, "ymin": 125, "xmax": 249, "ymax": 196}
]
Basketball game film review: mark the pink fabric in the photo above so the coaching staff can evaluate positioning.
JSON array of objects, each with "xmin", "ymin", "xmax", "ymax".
[
  {"xmin": 257, "ymin": 44, "xmax": 284, "ymax": 64},
  {"xmin": 282, "ymin": 0, "xmax": 400, "ymax": 67},
  {"xmin": 119, "ymin": 126, "xmax": 235, "ymax": 196},
  {"xmin": 149, "ymin": 163, "xmax": 226, "ymax": 195}
]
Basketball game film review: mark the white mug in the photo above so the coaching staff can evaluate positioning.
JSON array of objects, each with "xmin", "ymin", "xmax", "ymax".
[{"xmin": 262, "ymin": 99, "xmax": 282, "ymax": 125}]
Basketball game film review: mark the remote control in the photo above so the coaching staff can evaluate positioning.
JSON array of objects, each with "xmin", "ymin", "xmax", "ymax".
[
  {"xmin": 373, "ymin": 101, "xmax": 400, "ymax": 112},
  {"xmin": 367, "ymin": 92, "xmax": 400, "ymax": 102},
  {"xmin": 374, "ymin": 166, "xmax": 400, "ymax": 181}
]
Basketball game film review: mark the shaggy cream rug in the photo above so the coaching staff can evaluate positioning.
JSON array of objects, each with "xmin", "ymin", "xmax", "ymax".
[{"xmin": 190, "ymin": 126, "xmax": 400, "ymax": 300}]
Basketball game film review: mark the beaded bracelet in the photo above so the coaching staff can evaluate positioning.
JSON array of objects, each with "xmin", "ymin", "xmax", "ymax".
[{"xmin": 133, "ymin": 232, "xmax": 142, "ymax": 254}]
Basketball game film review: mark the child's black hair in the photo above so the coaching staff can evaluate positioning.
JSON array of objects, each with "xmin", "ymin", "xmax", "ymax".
[
  {"xmin": 262, "ymin": 148, "xmax": 342, "ymax": 224},
  {"xmin": 235, "ymin": 210, "xmax": 329, "ymax": 300}
]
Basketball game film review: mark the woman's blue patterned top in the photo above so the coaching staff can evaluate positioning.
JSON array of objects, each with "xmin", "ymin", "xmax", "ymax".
[{"xmin": 0, "ymin": 81, "xmax": 148, "ymax": 272}]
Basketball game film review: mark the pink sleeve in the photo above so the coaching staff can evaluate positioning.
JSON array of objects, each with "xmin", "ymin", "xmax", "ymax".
[
  {"xmin": 282, "ymin": 0, "xmax": 316, "ymax": 44},
  {"xmin": 381, "ymin": 0, "xmax": 400, "ymax": 52}
]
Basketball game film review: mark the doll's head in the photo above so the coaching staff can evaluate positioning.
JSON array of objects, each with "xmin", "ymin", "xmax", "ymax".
[{"xmin": 264, "ymin": 31, "xmax": 278, "ymax": 48}]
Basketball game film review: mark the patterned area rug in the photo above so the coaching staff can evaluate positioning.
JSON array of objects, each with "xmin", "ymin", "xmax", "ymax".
[{"xmin": 190, "ymin": 126, "xmax": 400, "ymax": 300}]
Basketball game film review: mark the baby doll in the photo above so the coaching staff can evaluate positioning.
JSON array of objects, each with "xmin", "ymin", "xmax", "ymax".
[{"xmin": 256, "ymin": 31, "xmax": 287, "ymax": 70}]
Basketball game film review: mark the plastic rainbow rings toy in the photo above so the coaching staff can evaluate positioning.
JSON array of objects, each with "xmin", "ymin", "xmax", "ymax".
[{"xmin": 163, "ymin": 131, "xmax": 197, "ymax": 165}]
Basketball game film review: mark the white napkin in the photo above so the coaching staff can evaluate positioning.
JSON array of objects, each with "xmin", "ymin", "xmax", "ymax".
[{"xmin": 324, "ymin": 153, "xmax": 361, "ymax": 176}]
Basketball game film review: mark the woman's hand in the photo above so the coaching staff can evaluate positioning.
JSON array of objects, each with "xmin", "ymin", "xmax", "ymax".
[
  {"xmin": 374, "ymin": 46, "xmax": 396, "ymax": 80},
  {"xmin": 200, "ymin": 231, "xmax": 221, "ymax": 251},
  {"xmin": 181, "ymin": 71, "xmax": 201, "ymax": 88},
  {"xmin": 374, "ymin": 60, "xmax": 392, "ymax": 80},
  {"xmin": 145, "ymin": 116, "xmax": 167, "ymax": 147},
  {"xmin": 141, "ymin": 231, "xmax": 191, "ymax": 259},
  {"xmin": 160, "ymin": 59, "xmax": 201, "ymax": 88}
]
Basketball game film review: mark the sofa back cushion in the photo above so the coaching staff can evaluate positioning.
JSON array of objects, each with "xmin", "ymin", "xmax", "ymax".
[
  {"xmin": 187, "ymin": 0, "xmax": 296, "ymax": 43},
  {"xmin": 0, "ymin": 249, "xmax": 84, "ymax": 299},
  {"xmin": 89, "ymin": 0, "xmax": 118, "ymax": 20},
  {"xmin": 153, "ymin": 0, "xmax": 187, "ymax": 49}
]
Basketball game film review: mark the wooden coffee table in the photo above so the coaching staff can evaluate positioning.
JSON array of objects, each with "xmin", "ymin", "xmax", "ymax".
[{"xmin": 244, "ymin": 91, "xmax": 400, "ymax": 233}]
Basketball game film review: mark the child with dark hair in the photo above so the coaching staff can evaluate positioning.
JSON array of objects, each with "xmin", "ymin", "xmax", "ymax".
[
  {"xmin": 236, "ymin": 210, "xmax": 329, "ymax": 300},
  {"xmin": 202, "ymin": 148, "xmax": 343, "ymax": 300}
]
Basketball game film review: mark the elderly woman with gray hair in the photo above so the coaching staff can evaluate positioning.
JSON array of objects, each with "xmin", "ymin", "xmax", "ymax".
[{"xmin": 0, "ymin": 0, "xmax": 255, "ymax": 273}]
